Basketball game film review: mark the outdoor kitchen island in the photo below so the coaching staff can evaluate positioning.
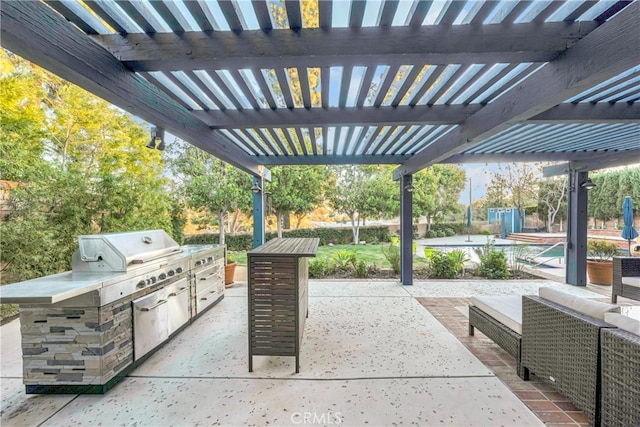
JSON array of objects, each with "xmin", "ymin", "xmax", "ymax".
[
  {"xmin": 248, "ymin": 237, "xmax": 319, "ymax": 373},
  {"xmin": 0, "ymin": 230, "xmax": 225, "ymax": 394}
]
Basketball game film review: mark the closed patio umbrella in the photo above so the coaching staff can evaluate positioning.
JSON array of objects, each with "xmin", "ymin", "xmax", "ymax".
[
  {"xmin": 466, "ymin": 205, "xmax": 472, "ymax": 242},
  {"xmin": 621, "ymin": 196, "xmax": 638, "ymax": 252},
  {"xmin": 501, "ymin": 212, "xmax": 507, "ymax": 239}
]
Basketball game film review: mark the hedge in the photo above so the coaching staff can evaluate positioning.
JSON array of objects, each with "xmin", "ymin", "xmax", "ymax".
[{"xmin": 184, "ymin": 226, "xmax": 392, "ymax": 251}]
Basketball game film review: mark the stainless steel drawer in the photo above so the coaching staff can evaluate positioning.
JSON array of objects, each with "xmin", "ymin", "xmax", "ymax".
[
  {"xmin": 194, "ymin": 264, "xmax": 222, "ymax": 294},
  {"xmin": 195, "ymin": 285, "xmax": 221, "ymax": 314},
  {"xmin": 166, "ymin": 277, "xmax": 190, "ymax": 336},
  {"xmin": 133, "ymin": 289, "xmax": 168, "ymax": 360}
]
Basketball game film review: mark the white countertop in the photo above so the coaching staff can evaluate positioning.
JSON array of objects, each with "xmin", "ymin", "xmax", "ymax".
[{"xmin": 0, "ymin": 271, "xmax": 121, "ymax": 304}]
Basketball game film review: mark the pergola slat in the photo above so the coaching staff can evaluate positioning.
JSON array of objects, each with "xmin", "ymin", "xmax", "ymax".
[
  {"xmin": 84, "ymin": 1, "xmax": 128, "ymax": 34},
  {"xmin": 285, "ymin": 0, "xmax": 302, "ymax": 30},
  {"xmin": 229, "ymin": 69, "xmax": 261, "ymax": 110},
  {"xmin": 149, "ymin": 1, "xmax": 184, "ymax": 33},
  {"xmin": 349, "ymin": 1, "xmax": 367, "ymax": 28},
  {"xmin": 408, "ymin": 65, "xmax": 445, "ymax": 107},
  {"xmin": 251, "ymin": 68, "xmax": 277, "ymax": 109},
  {"xmin": 140, "ymin": 72, "xmax": 193, "ymax": 111},
  {"xmin": 409, "ymin": 1, "xmax": 433, "ymax": 27},
  {"xmin": 208, "ymin": 70, "xmax": 245, "ymax": 110},
  {"xmin": 275, "ymin": 68, "xmax": 295, "ymax": 109},
  {"xmin": 440, "ymin": 1, "xmax": 468, "ymax": 25},
  {"xmin": 470, "ymin": 1, "xmax": 501, "ymax": 25},
  {"xmin": 356, "ymin": 67, "xmax": 376, "ymax": 107},
  {"xmin": 339, "ymin": 66, "xmax": 353, "ymax": 107},
  {"xmin": 183, "ymin": 1, "xmax": 214, "ymax": 32},
  {"xmin": 45, "ymin": 1, "xmax": 100, "ymax": 34},
  {"xmin": 374, "ymin": 65, "xmax": 400, "ymax": 107},
  {"xmin": 218, "ymin": 0, "xmax": 243, "ymax": 32},
  {"xmin": 164, "ymin": 72, "xmax": 209, "ymax": 110},
  {"xmin": 318, "ymin": 1, "xmax": 332, "ymax": 29},
  {"xmin": 114, "ymin": 0, "xmax": 155, "ymax": 33},
  {"xmin": 391, "ymin": 65, "xmax": 424, "ymax": 107},
  {"xmin": 379, "ymin": 1, "xmax": 399, "ymax": 26},
  {"xmin": 298, "ymin": 67, "xmax": 312, "ymax": 109},
  {"xmin": 185, "ymin": 70, "xmax": 227, "ymax": 111},
  {"xmin": 252, "ymin": 0, "xmax": 273, "ymax": 31},
  {"xmin": 321, "ymin": 67, "xmax": 330, "ymax": 109}
]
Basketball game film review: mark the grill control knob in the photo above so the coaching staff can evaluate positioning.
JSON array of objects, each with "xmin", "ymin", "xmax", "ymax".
[
  {"xmin": 176, "ymin": 267, "xmax": 183, "ymax": 274},
  {"xmin": 195, "ymin": 260, "xmax": 202, "ymax": 266},
  {"xmin": 158, "ymin": 273, "xmax": 167, "ymax": 280},
  {"xmin": 207, "ymin": 256, "xmax": 213, "ymax": 262},
  {"xmin": 136, "ymin": 280, "xmax": 146, "ymax": 289},
  {"xmin": 150, "ymin": 276, "xmax": 157, "ymax": 284},
  {"xmin": 168, "ymin": 270, "xmax": 175, "ymax": 277}
]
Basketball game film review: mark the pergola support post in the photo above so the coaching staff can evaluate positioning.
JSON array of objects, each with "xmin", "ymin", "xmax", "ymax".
[
  {"xmin": 252, "ymin": 176, "xmax": 265, "ymax": 249},
  {"xmin": 566, "ymin": 170, "xmax": 589, "ymax": 286},
  {"xmin": 400, "ymin": 175, "xmax": 413, "ymax": 285}
]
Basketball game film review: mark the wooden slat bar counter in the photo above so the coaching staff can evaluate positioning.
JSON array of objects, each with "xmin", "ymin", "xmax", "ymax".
[{"xmin": 248, "ymin": 238, "xmax": 319, "ymax": 373}]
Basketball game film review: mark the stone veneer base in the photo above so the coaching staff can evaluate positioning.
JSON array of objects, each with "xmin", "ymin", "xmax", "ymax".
[{"xmin": 23, "ymin": 294, "xmax": 224, "ymax": 394}]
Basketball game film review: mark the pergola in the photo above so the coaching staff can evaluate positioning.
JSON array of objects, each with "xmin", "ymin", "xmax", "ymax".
[{"xmin": 2, "ymin": 0, "xmax": 638, "ymax": 286}]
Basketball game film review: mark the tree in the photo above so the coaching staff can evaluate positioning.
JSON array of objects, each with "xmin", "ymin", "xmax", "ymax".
[
  {"xmin": 0, "ymin": 50, "xmax": 50, "ymax": 181},
  {"xmin": 1, "ymin": 54, "xmax": 177, "ymax": 283},
  {"xmin": 486, "ymin": 164, "xmax": 540, "ymax": 229},
  {"xmin": 413, "ymin": 165, "xmax": 466, "ymax": 229},
  {"xmin": 329, "ymin": 165, "xmax": 396, "ymax": 244},
  {"xmin": 537, "ymin": 177, "xmax": 567, "ymax": 232},
  {"xmin": 168, "ymin": 141, "xmax": 252, "ymax": 245},
  {"xmin": 268, "ymin": 165, "xmax": 330, "ymax": 237}
]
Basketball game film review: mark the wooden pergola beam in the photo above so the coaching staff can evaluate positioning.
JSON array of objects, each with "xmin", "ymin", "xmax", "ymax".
[
  {"xmin": 197, "ymin": 103, "xmax": 639, "ymax": 129},
  {"xmin": 0, "ymin": 1, "xmax": 265, "ymax": 178},
  {"xmin": 94, "ymin": 22, "xmax": 597, "ymax": 71},
  {"xmin": 445, "ymin": 148, "xmax": 640, "ymax": 166},
  {"xmin": 394, "ymin": 2, "xmax": 638, "ymax": 179}
]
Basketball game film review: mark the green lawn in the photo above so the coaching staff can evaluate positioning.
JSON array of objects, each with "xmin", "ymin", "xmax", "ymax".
[{"xmin": 230, "ymin": 243, "xmax": 429, "ymax": 268}]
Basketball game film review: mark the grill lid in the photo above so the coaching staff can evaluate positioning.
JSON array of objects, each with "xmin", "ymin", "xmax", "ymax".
[{"xmin": 72, "ymin": 230, "xmax": 181, "ymax": 273}]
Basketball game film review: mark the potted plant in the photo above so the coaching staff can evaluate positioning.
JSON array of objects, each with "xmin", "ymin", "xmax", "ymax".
[
  {"xmin": 586, "ymin": 240, "xmax": 620, "ymax": 285},
  {"xmin": 225, "ymin": 253, "xmax": 237, "ymax": 287}
]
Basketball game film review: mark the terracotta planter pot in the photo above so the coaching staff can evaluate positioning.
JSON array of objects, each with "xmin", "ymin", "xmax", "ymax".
[
  {"xmin": 586, "ymin": 259, "xmax": 613, "ymax": 285},
  {"xmin": 225, "ymin": 262, "xmax": 237, "ymax": 287}
]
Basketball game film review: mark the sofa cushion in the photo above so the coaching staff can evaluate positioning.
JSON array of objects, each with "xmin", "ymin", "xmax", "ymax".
[
  {"xmin": 471, "ymin": 295, "xmax": 522, "ymax": 334},
  {"xmin": 621, "ymin": 277, "xmax": 640, "ymax": 288},
  {"xmin": 604, "ymin": 312, "xmax": 640, "ymax": 335},
  {"xmin": 539, "ymin": 287, "xmax": 620, "ymax": 320}
]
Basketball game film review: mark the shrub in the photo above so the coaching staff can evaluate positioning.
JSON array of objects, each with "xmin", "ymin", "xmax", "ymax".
[
  {"xmin": 587, "ymin": 240, "xmax": 620, "ymax": 261},
  {"xmin": 423, "ymin": 247, "xmax": 436, "ymax": 259},
  {"xmin": 354, "ymin": 260, "xmax": 369, "ymax": 278},
  {"xmin": 479, "ymin": 230, "xmax": 492, "ymax": 236},
  {"xmin": 309, "ymin": 258, "xmax": 329, "ymax": 278},
  {"xmin": 436, "ymin": 230, "xmax": 446, "ymax": 238},
  {"xmin": 478, "ymin": 250, "xmax": 510, "ymax": 279},
  {"xmin": 429, "ymin": 250, "xmax": 467, "ymax": 279},
  {"xmin": 426, "ymin": 230, "xmax": 437, "ymax": 238},
  {"xmin": 332, "ymin": 249, "xmax": 357, "ymax": 271},
  {"xmin": 381, "ymin": 243, "xmax": 401, "ymax": 274},
  {"xmin": 444, "ymin": 228, "xmax": 455, "ymax": 237},
  {"xmin": 184, "ymin": 226, "xmax": 391, "ymax": 251},
  {"xmin": 509, "ymin": 244, "xmax": 532, "ymax": 276}
]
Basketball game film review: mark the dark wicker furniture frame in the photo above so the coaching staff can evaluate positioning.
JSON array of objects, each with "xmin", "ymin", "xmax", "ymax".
[
  {"xmin": 468, "ymin": 305, "xmax": 525, "ymax": 378},
  {"xmin": 521, "ymin": 295, "xmax": 616, "ymax": 427},
  {"xmin": 600, "ymin": 328, "xmax": 640, "ymax": 427},
  {"xmin": 247, "ymin": 238, "xmax": 318, "ymax": 373},
  {"xmin": 611, "ymin": 256, "xmax": 640, "ymax": 303}
]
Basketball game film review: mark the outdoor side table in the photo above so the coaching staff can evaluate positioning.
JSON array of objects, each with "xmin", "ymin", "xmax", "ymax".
[{"xmin": 248, "ymin": 238, "xmax": 319, "ymax": 373}]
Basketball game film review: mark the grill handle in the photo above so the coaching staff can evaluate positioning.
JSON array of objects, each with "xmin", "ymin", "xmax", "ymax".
[
  {"xmin": 139, "ymin": 299, "xmax": 167, "ymax": 312},
  {"xmin": 168, "ymin": 287, "xmax": 188, "ymax": 297}
]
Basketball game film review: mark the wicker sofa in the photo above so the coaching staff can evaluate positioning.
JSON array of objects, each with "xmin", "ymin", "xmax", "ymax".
[
  {"xmin": 599, "ymin": 313, "xmax": 640, "ymax": 427},
  {"xmin": 611, "ymin": 256, "xmax": 640, "ymax": 303},
  {"xmin": 468, "ymin": 296, "xmax": 525, "ymax": 378},
  {"xmin": 521, "ymin": 289, "xmax": 620, "ymax": 427}
]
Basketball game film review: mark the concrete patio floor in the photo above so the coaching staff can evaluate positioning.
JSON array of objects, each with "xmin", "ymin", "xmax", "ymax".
[{"xmin": 0, "ymin": 279, "xmax": 611, "ymax": 426}]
